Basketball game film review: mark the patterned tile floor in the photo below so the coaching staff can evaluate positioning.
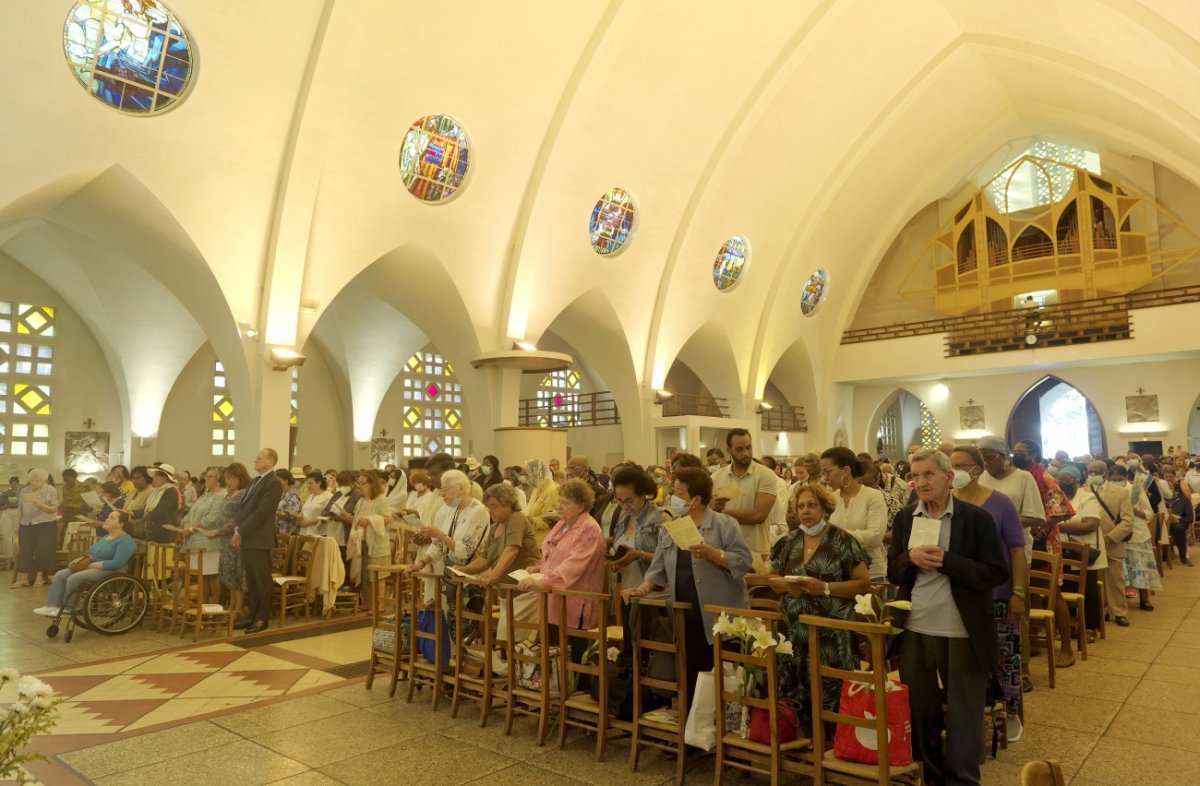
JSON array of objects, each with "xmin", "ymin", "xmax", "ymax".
[{"xmin": 9, "ymin": 566, "xmax": 1200, "ymax": 784}]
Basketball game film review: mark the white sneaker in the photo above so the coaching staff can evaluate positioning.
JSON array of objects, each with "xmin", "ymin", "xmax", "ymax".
[
  {"xmin": 33, "ymin": 607, "xmax": 60, "ymax": 617},
  {"xmin": 1006, "ymin": 714, "xmax": 1023, "ymax": 743}
]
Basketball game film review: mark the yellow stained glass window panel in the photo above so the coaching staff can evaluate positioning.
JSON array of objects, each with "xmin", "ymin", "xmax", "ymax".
[
  {"xmin": 444, "ymin": 409, "xmax": 461, "ymax": 430},
  {"xmin": 217, "ymin": 399, "xmax": 234, "ymax": 419},
  {"xmin": 13, "ymin": 384, "xmax": 50, "ymax": 416},
  {"xmin": 403, "ymin": 407, "xmax": 421, "ymax": 428},
  {"xmin": 406, "ymin": 354, "xmax": 421, "ymax": 372}
]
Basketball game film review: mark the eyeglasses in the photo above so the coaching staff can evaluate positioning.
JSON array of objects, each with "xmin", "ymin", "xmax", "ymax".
[
  {"xmin": 950, "ymin": 463, "xmax": 978, "ymax": 471},
  {"xmin": 615, "ymin": 496, "xmax": 637, "ymax": 507}
]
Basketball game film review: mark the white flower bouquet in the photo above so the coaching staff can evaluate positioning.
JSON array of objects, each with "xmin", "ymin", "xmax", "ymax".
[
  {"xmin": 0, "ymin": 669, "xmax": 63, "ymax": 785},
  {"xmin": 711, "ymin": 612, "xmax": 794, "ymax": 737}
]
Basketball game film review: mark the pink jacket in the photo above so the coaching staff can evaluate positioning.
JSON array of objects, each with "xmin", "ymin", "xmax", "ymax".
[{"xmin": 534, "ymin": 514, "xmax": 607, "ymax": 628}]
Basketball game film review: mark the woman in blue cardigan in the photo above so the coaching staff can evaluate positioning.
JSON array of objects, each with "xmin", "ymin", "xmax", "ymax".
[{"xmin": 34, "ymin": 511, "xmax": 135, "ymax": 617}]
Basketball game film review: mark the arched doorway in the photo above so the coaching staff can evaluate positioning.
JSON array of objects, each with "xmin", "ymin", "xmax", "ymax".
[
  {"xmin": 1006, "ymin": 376, "xmax": 1105, "ymax": 458},
  {"xmin": 874, "ymin": 390, "xmax": 942, "ymax": 460}
]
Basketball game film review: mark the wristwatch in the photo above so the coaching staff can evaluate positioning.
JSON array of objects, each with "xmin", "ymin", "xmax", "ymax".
[{"xmin": 823, "ymin": 582, "xmax": 831, "ymax": 597}]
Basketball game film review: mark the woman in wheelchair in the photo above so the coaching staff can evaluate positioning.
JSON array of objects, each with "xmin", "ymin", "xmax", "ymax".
[{"xmin": 33, "ymin": 511, "xmax": 134, "ymax": 617}]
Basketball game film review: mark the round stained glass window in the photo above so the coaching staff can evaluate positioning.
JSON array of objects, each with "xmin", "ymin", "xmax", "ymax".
[
  {"xmin": 63, "ymin": 0, "xmax": 195, "ymax": 115},
  {"xmin": 589, "ymin": 187, "xmax": 636, "ymax": 256},
  {"xmin": 399, "ymin": 114, "xmax": 471, "ymax": 203},
  {"xmin": 800, "ymin": 268, "xmax": 829, "ymax": 316},
  {"xmin": 713, "ymin": 235, "xmax": 749, "ymax": 291}
]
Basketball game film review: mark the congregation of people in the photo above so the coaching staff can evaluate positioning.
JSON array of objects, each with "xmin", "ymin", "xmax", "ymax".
[{"xmin": 7, "ymin": 434, "xmax": 1200, "ymax": 786}]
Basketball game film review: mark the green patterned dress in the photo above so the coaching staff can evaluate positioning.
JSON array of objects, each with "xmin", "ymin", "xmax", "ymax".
[{"xmin": 770, "ymin": 524, "xmax": 869, "ymax": 714}]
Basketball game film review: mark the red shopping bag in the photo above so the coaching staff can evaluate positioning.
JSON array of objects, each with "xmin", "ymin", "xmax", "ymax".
[{"xmin": 832, "ymin": 680, "xmax": 912, "ymax": 766}]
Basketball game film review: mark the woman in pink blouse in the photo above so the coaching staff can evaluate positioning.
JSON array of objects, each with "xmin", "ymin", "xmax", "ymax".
[{"xmin": 517, "ymin": 478, "xmax": 607, "ymax": 632}]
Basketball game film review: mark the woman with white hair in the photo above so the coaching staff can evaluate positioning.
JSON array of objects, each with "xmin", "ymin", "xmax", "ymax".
[
  {"xmin": 11, "ymin": 469, "xmax": 59, "ymax": 588},
  {"xmin": 405, "ymin": 469, "xmax": 489, "ymax": 640},
  {"xmin": 522, "ymin": 458, "xmax": 559, "ymax": 541}
]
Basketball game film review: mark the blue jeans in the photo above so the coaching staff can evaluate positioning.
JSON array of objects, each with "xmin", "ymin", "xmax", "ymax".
[{"xmin": 46, "ymin": 567, "xmax": 114, "ymax": 608}]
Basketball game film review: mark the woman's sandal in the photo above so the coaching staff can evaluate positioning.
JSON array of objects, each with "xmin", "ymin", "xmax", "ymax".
[
  {"xmin": 9, "ymin": 579, "xmax": 30, "ymax": 589},
  {"xmin": 32, "ymin": 578, "xmax": 45, "ymax": 588}
]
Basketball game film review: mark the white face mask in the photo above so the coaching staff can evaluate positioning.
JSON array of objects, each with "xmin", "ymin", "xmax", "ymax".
[
  {"xmin": 1088, "ymin": 475, "xmax": 1104, "ymax": 487},
  {"xmin": 481, "ymin": 466, "xmax": 492, "ymax": 476},
  {"xmin": 951, "ymin": 469, "xmax": 972, "ymax": 489}
]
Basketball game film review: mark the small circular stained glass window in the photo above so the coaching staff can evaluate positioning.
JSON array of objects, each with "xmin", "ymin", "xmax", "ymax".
[
  {"xmin": 399, "ymin": 114, "xmax": 471, "ymax": 203},
  {"xmin": 63, "ymin": 0, "xmax": 195, "ymax": 115},
  {"xmin": 589, "ymin": 187, "xmax": 636, "ymax": 256},
  {"xmin": 800, "ymin": 268, "xmax": 829, "ymax": 316},
  {"xmin": 713, "ymin": 235, "xmax": 749, "ymax": 291}
]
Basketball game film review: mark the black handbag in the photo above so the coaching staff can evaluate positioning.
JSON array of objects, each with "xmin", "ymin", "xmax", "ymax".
[{"xmin": 590, "ymin": 599, "xmax": 636, "ymax": 720}]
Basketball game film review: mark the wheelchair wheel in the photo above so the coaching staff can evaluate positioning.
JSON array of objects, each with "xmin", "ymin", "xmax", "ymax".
[
  {"xmin": 82, "ymin": 575, "xmax": 148, "ymax": 635},
  {"xmin": 46, "ymin": 623, "xmax": 59, "ymax": 639},
  {"xmin": 64, "ymin": 628, "xmax": 73, "ymax": 643}
]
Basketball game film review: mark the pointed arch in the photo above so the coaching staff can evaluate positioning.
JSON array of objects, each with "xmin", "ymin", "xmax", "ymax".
[
  {"xmin": 664, "ymin": 320, "xmax": 745, "ymax": 418},
  {"xmin": 865, "ymin": 387, "xmax": 941, "ymax": 459},
  {"xmin": 1006, "ymin": 375, "xmax": 1106, "ymax": 458},
  {"xmin": 307, "ymin": 241, "xmax": 488, "ymax": 446},
  {"xmin": 533, "ymin": 286, "xmax": 642, "ymax": 456},
  {"xmin": 0, "ymin": 166, "xmax": 245, "ymax": 452}
]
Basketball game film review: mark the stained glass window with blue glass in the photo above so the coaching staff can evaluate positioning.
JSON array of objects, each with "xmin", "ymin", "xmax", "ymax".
[
  {"xmin": 63, "ymin": 0, "xmax": 195, "ymax": 115},
  {"xmin": 713, "ymin": 235, "xmax": 749, "ymax": 291},
  {"xmin": 589, "ymin": 188, "xmax": 636, "ymax": 256},
  {"xmin": 399, "ymin": 115, "xmax": 471, "ymax": 203}
]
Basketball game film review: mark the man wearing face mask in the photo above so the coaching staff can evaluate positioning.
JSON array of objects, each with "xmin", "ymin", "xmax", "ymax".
[
  {"xmin": 705, "ymin": 448, "xmax": 727, "ymax": 474},
  {"xmin": 888, "ymin": 450, "xmax": 1008, "ymax": 786},
  {"xmin": 1084, "ymin": 460, "xmax": 1134, "ymax": 626}
]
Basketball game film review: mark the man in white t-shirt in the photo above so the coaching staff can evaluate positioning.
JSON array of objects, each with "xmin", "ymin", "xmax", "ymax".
[{"xmin": 710, "ymin": 429, "xmax": 776, "ymax": 561}]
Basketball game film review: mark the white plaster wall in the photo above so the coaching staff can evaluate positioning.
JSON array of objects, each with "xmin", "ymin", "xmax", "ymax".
[
  {"xmin": 156, "ymin": 344, "xmax": 224, "ymax": 476},
  {"xmin": 293, "ymin": 341, "xmax": 351, "ymax": 472}
]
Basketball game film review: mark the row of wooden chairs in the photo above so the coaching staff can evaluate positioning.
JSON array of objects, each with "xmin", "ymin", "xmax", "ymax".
[{"xmin": 365, "ymin": 568, "xmax": 921, "ymax": 785}]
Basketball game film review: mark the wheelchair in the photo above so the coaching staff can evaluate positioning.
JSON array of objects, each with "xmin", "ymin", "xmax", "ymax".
[{"xmin": 45, "ymin": 572, "xmax": 149, "ymax": 642}]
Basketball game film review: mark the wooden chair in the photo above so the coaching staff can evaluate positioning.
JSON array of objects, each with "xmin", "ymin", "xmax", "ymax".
[
  {"xmin": 745, "ymin": 574, "xmax": 781, "ymax": 611},
  {"xmin": 800, "ymin": 614, "xmax": 923, "ymax": 785},
  {"xmin": 498, "ymin": 584, "xmax": 554, "ymax": 745},
  {"xmin": 1028, "ymin": 549, "xmax": 1061, "ymax": 689},
  {"xmin": 447, "ymin": 575, "xmax": 505, "ymax": 726},
  {"xmin": 628, "ymin": 597, "xmax": 690, "ymax": 784},
  {"xmin": 145, "ymin": 542, "xmax": 177, "ymax": 631},
  {"xmin": 1154, "ymin": 514, "xmax": 1173, "ymax": 574},
  {"xmin": 710, "ymin": 605, "xmax": 812, "ymax": 785},
  {"xmin": 65, "ymin": 530, "xmax": 96, "ymax": 564},
  {"xmin": 178, "ymin": 549, "xmax": 234, "ymax": 641},
  {"xmin": 1095, "ymin": 574, "xmax": 1107, "ymax": 640},
  {"xmin": 552, "ymin": 589, "xmax": 624, "ymax": 761},
  {"xmin": 275, "ymin": 535, "xmax": 316, "ymax": 628},
  {"xmin": 270, "ymin": 541, "xmax": 292, "ymax": 575},
  {"xmin": 365, "ymin": 566, "xmax": 411, "ymax": 698},
  {"xmin": 406, "ymin": 570, "xmax": 448, "ymax": 708},
  {"xmin": 1057, "ymin": 541, "xmax": 1090, "ymax": 661}
]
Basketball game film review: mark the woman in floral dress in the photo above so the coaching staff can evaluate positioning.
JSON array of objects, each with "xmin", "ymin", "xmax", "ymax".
[
  {"xmin": 768, "ymin": 482, "xmax": 871, "ymax": 716},
  {"xmin": 213, "ymin": 463, "xmax": 251, "ymax": 621}
]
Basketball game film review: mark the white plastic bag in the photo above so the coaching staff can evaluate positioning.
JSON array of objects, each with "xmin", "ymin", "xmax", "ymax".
[{"xmin": 684, "ymin": 670, "xmax": 716, "ymax": 751}]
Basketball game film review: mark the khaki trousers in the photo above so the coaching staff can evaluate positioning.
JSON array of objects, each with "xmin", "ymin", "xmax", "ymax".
[{"xmin": 1106, "ymin": 556, "xmax": 1129, "ymax": 617}]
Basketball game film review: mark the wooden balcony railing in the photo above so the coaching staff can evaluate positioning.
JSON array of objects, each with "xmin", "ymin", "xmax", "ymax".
[
  {"xmin": 661, "ymin": 393, "xmax": 729, "ymax": 418},
  {"xmin": 517, "ymin": 391, "xmax": 620, "ymax": 427},
  {"xmin": 761, "ymin": 405, "xmax": 807, "ymax": 432},
  {"xmin": 841, "ymin": 283, "xmax": 1200, "ymax": 357}
]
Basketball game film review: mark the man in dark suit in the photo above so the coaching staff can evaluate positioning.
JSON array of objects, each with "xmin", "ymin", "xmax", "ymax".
[
  {"xmin": 888, "ymin": 450, "xmax": 1008, "ymax": 786},
  {"xmin": 232, "ymin": 447, "xmax": 283, "ymax": 633}
]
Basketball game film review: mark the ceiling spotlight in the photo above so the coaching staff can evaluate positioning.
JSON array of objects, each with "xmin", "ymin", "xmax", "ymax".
[
  {"xmin": 756, "ymin": 401, "xmax": 775, "ymax": 413},
  {"xmin": 238, "ymin": 322, "xmax": 259, "ymax": 339},
  {"xmin": 654, "ymin": 389, "xmax": 674, "ymax": 404},
  {"xmin": 269, "ymin": 347, "xmax": 307, "ymax": 370},
  {"xmin": 513, "ymin": 341, "xmax": 537, "ymax": 351}
]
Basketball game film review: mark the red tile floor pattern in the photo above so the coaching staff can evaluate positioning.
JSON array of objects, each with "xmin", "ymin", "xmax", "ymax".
[{"xmin": 1, "ymin": 643, "xmax": 345, "ymax": 737}]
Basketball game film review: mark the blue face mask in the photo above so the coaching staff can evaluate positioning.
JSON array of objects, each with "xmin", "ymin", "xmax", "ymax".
[
  {"xmin": 447, "ymin": 496, "xmax": 462, "ymax": 508},
  {"xmin": 1088, "ymin": 475, "xmax": 1104, "ymax": 487},
  {"xmin": 799, "ymin": 520, "xmax": 828, "ymax": 536},
  {"xmin": 667, "ymin": 496, "xmax": 690, "ymax": 516}
]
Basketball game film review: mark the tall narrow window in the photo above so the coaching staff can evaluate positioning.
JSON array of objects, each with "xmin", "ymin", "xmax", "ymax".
[
  {"xmin": 290, "ymin": 367, "xmax": 299, "ymax": 427},
  {"xmin": 212, "ymin": 361, "xmax": 235, "ymax": 457},
  {"xmin": 1, "ymin": 303, "xmax": 55, "ymax": 457},
  {"xmin": 536, "ymin": 369, "xmax": 581, "ymax": 428},
  {"xmin": 399, "ymin": 348, "xmax": 464, "ymax": 459},
  {"xmin": 919, "ymin": 401, "xmax": 942, "ymax": 451}
]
